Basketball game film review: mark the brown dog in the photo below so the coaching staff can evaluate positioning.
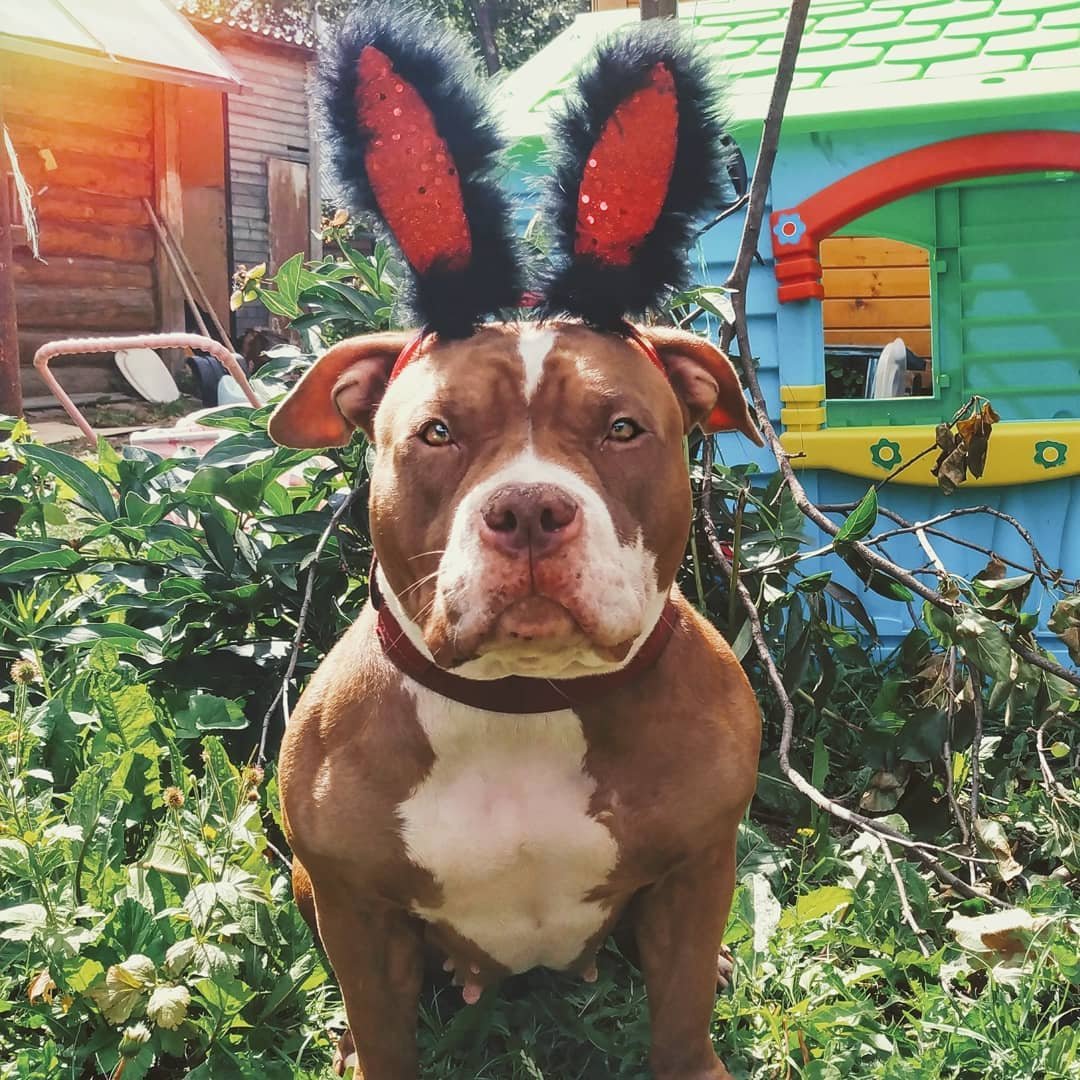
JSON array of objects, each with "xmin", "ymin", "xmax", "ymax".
[{"xmin": 270, "ymin": 322, "xmax": 761, "ymax": 1079}]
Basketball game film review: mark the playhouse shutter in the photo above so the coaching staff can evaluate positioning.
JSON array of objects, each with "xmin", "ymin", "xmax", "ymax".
[{"xmin": 936, "ymin": 174, "xmax": 1080, "ymax": 423}]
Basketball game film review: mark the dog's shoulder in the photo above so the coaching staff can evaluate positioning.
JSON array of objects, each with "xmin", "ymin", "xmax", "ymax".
[{"xmin": 279, "ymin": 604, "xmax": 433, "ymax": 858}]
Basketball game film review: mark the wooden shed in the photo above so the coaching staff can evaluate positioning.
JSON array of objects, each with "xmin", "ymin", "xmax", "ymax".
[
  {"xmin": 0, "ymin": 0, "xmax": 319, "ymax": 405},
  {"xmin": 178, "ymin": 3, "xmax": 319, "ymax": 341}
]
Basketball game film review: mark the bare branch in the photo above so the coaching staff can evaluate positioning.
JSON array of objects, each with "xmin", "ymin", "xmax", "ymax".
[
  {"xmin": 966, "ymin": 664, "xmax": 984, "ymax": 886},
  {"xmin": 257, "ymin": 483, "xmax": 365, "ymax": 765},
  {"xmin": 881, "ymin": 840, "xmax": 932, "ymax": 958}
]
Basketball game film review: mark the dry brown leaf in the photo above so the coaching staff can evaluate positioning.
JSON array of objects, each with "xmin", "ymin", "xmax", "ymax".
[
  {"xmin": 975, "ymin": 555, "xmax": 1009, "ymax": 582},
  {"xmin": 27, "ymin": 969, "xmax": 56, "ymax": 1005},
  {"xmin": 935, "ymin": 444, "xmax": 968, "ymax": 495}
]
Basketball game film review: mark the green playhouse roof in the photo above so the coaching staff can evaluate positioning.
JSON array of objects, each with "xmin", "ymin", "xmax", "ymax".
[{"xmin": 499, "ymin": 0, "xmax": 1080, "ymax": 141}]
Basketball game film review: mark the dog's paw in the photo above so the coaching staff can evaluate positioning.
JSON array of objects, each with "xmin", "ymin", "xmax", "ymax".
[
  {"xmin": 716, "ymin": 944, "xmax": 735, "ymax": 991},
  {"xmin": 332, "ymin": 1029, "xmax": 358, "ymax": 1077}
]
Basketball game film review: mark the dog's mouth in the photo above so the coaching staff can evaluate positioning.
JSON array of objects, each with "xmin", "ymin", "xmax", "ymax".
[{"xmin": 428, "ymin": 593, "xmax": 640, "ymax": 677}]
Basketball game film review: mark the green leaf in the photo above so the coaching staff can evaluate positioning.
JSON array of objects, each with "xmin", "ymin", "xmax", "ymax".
[
  {"xmin": 254, "ymin": 285, "xmax": 300, "ymax": 320},
  {"xmin": 833, "ymin": 488, "xmax": 878, "ymax": 547},
  {"xmin": 201, "ymin": 512, "xmax": 236, "ymax": 573},
  {"xmin": 21, "ymin": 443, "xmax": 117, "ymax": 521},
  {"xmin": 783, "ymin": 885, "xmax": 853, "ymax": 927},
  {"xmin": 838, "ymin": 547, "xmax": 914, "ymax": 603},
  {"xmin": 272, "ymin": 252, "xmax": 305, "ymax": 308},
  {"xmin": 175, "ymin": 693, "xmax": 246, "ymax": 734},
  {"xmin": 0, "ymin": 547, "xmax": 84, "ymax": 575},
  {"xmin": 195, "ymin": 974, "xmax": 254, "ymax": 1020},
  {"xmin": 0, "ymin": 903, "xmax": 49, "ymax": 938},
  {"xmin": 954, "ymin": 610, "xmax": 1013, "ymax": 683}
]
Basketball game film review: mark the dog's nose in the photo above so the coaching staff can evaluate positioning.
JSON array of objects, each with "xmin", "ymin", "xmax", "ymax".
[{"xmin": 480, "ymin": 483, "xmax": 581, "ymax": 557}]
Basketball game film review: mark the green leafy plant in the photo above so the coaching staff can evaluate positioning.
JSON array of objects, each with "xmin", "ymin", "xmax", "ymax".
[{"xmin": 0, "ymin": 646, "xmax": 337, "ymax": 1079}]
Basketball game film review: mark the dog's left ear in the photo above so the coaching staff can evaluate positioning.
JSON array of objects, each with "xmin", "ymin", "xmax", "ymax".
[{"xmin": 639, "ymin": 326, "xmax": 764, "ymax": 443}]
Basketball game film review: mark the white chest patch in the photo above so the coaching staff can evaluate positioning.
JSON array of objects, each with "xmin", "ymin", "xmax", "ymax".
[{"xmin": 397, "ymin": 686, "xmax": 618, "ymax": 974}]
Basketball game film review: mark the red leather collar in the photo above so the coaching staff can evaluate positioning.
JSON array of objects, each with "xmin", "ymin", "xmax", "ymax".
[{"xmin": 373, "ymin": 583, "xmax": 679, "ymax": 714}]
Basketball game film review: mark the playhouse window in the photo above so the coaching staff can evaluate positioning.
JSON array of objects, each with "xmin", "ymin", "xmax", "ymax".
[{"xmin": 820, "ymin": 173, "xmax": 1080, "ymax": 429}]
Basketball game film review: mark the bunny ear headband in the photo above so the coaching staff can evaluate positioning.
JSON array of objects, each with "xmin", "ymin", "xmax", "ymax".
[{"xmin": 320, "ymin": 2, "xmax": 731, "ymax": 375}]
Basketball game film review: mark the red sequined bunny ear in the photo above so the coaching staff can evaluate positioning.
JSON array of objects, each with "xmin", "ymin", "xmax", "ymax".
[
  {"xmin": 536, "ymin": 22, "xmax": 730, "ymax": 328},
  {"xmin": 320, "ymin": 4, "xmax": 522, "ymax": 338}
]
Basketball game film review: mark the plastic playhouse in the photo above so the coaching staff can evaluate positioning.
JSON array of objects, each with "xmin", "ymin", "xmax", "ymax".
[{"xmin": 502, "ymin": 0, "xmax": 1080, "ymax": 650}]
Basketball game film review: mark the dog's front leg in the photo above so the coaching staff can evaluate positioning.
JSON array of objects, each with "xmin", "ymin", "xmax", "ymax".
[
  {"xmin": 634, "ymin": 833, "xmax": 738, "ymax": 1080},
  {"xmin": 313, "ymin": 879, "xmax": 424, "ymax": 1080}
]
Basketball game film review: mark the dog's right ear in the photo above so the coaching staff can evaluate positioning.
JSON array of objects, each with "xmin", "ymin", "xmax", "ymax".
[{"xmin": 267, "ymin": 331, "xmax": 415, "ymax": 448}]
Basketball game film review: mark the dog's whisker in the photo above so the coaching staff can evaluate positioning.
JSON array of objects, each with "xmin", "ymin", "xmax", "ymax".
[
  {"xmin": 408, "ymin": 549, "xmax": 447, "ymax": 562},
  {"xmin": 399, "ymin": 571, "xmax": 441, "ymax": 600}
]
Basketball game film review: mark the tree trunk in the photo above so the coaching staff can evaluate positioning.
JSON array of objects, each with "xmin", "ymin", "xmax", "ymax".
[
  {"xmin": 641, "ymin": 0, "xmax": 678, "ymax": 19},
  {"xmin": 468, "ymin": 0, "xmax": 502, "ymax": 74}
]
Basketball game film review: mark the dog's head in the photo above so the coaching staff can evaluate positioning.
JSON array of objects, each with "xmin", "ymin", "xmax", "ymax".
[
  {"xmin": 267, "ymin": 4, "xmax": 760, "ymax": 676},
  {"xmin": 270, "ymin": 322, "xmax": 758, "ymax": 677}
]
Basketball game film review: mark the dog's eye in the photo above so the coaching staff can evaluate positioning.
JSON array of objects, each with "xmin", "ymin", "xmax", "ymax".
[
  {"xmin": 419, "ymin": 420, "xmax": 453, "ymax": 447},
  {"xmin": 608, "ymin": 417, "xmax": 643, "ymax": 442}
]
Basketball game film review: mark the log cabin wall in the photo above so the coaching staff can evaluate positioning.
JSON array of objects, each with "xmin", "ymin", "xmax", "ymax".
[{"xmin": 4, "ymin": 53, "xmax": 158, "ymax": 398}]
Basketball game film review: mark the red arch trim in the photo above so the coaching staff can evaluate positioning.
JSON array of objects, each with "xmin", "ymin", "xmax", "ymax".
[{"xmin": 770, "ymin": 130, "xmax": 1080, "ymax": 304}]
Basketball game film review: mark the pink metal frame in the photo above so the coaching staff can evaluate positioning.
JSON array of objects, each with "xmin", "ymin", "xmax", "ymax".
[{"xmin": 33, "ymin": 333, "xmax": 261, "ymax": 446}]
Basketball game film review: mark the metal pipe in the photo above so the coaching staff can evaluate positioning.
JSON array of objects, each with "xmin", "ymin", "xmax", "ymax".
[{"xmin": 34, "ymin": 332, "xmax": 261, "ymax": 446}]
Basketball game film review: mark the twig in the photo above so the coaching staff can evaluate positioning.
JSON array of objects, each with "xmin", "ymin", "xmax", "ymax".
[
  {"xmin": 1011, "ymin": 643, "xmax": 1080, "ymax": 690},
  {"xmin": 915, "ymin": 525, "xmax": 947, "ymax": 577},
  {"xmin": 1034, "ymin": 718, "xmax": 1074, "ymax": 801},
  {"xmin": 750, "ymin": 501, "xmax": 1076, "ymax": 591},
  {"xmin": 881, "ymin": 839, "xmax": 931, "ymax": 958},
  {"xmin": 940, "ymin": 649, "xmax": 970, "ymax": 847},
  {"xmin": 264, "ymin": 839, "xmax": 294, "ymax": 870},
  {"xmin": 696, "ymin": 192, "xmax": 750, "ymax": 239},
  {"xmin": 719, "ymin": 0, "xmax": 811, "ymax": 355},
  {"xmin": 703, "ymin": 508, "xmax": 997, "ymax": 899},
  {"xmin": 966, "ymin": 664, "xmax": 984, "ymax": 886},
  {"xmin": 257, "ymin": 484, "xmax": 365, "ymax": 765},
  {"xmin": 828, "ymin": 503, "xmax": 1071, "ymax": 591},
  {"xmin": 874, "ymin": 395, "xmax": 977, "ymax": 491}
]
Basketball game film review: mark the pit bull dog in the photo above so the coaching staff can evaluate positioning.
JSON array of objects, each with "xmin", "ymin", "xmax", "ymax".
[
  {"xmin": 269, "ymin": 7, "xmax": 762, "ymax": 1077},
  {"xmin": 271, "ymin": 323, "xmax": 761, "ymax": 1078}
]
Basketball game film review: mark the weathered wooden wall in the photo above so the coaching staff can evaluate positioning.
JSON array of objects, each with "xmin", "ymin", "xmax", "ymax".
[
  {"xmin": 4, "ymin": 54, "xmax": 158, "ymax": 396},
  {"xmin": 177, "ymin": 86, "xmax": 229, "ymax": 322},
  {"xmin": 219, "ymin": 39, "xmax": 314, "ymax": 339}
]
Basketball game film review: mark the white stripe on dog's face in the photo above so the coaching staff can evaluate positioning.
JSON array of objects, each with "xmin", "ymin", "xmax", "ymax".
[{"xmin": 518, "ymin": 325, "xmax": 557, "ymax": 403}]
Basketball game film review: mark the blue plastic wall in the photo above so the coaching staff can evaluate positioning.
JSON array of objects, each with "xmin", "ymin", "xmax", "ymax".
[{"xmin": 508, "ymin": 106, "xmax": 1080, "ymax": 653}]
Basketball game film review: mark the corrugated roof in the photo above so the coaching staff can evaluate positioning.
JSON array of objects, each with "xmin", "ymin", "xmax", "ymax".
[
  {"xmin": 0, "ymin": 0, "xmax": 243, "ymax": 90},
  {"xmin": 176, "ymin": 0, "xmax": 316, "ymax": 49},
  {"xmin": 500, "ymin": 0, "xmax": 1080, "ymax": 138}
]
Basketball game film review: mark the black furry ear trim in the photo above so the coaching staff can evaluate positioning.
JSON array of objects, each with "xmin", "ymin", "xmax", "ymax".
[
  {"xmin": 535, "ymin": 21, "xmax": 729, "ymax": 329},
  {"xmin": 319, "ymin": 2, "xmax": 523, "ymax": 338}
]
